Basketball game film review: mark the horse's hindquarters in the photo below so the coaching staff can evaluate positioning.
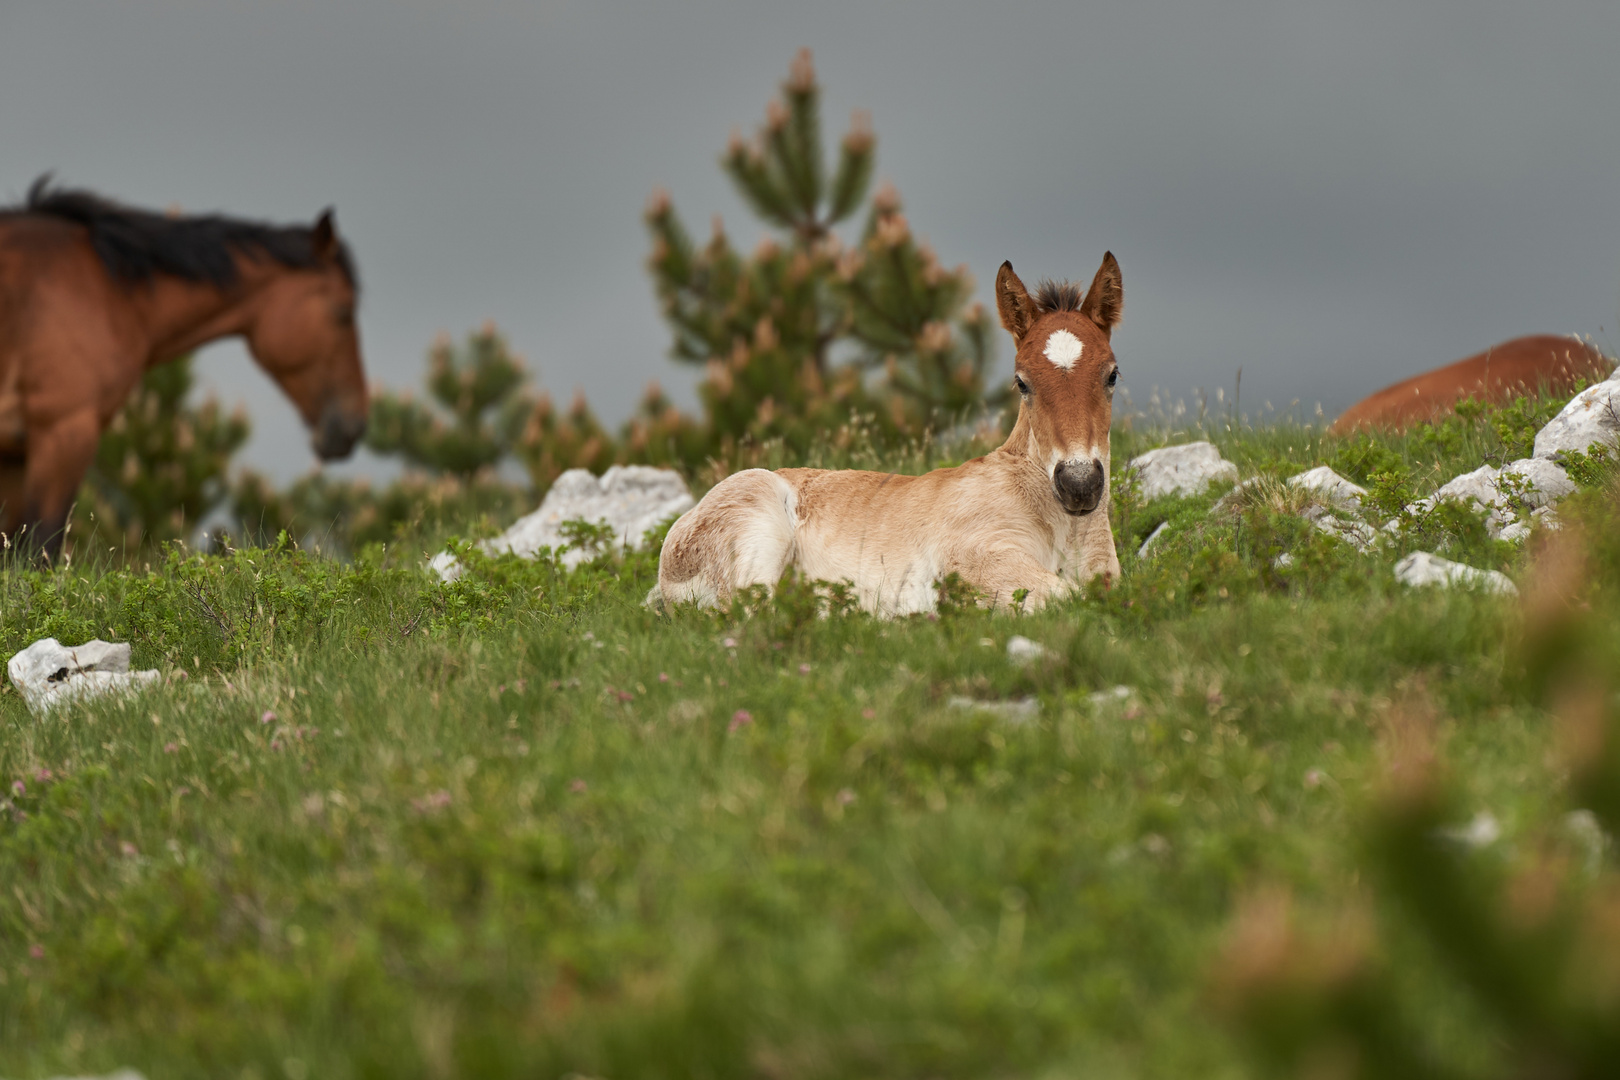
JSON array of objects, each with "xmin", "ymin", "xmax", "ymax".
[{"xmin": 657, "ymin": 469, "xmax": 798, "ymax": 607}]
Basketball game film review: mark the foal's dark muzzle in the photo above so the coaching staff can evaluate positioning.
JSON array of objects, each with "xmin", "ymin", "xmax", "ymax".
[
  {"xmin": 1053, "ymin": 458, "xmax": 1106, "ymax": 515},
  {"xmin": 313, "ymin": 404, "xmax": 367, "ymax": 461}
]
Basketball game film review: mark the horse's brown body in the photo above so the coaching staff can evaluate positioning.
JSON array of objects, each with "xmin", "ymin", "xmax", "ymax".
[
  {"xmin": 1331, "ymin": 335, "xmax": 1612, "ymax": 434},
  {"xmin": 0, "ymin": 181, "xmax": 368, "ymax": 555}
]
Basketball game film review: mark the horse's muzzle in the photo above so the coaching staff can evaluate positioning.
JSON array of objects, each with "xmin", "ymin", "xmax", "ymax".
[
  {"xmin": 1053, "ymin": 458, "xmax": 1106, "ymax": 515},
  {"xmin": 313, "ymin": 404, "xmax": 367, "ymax": 461}
]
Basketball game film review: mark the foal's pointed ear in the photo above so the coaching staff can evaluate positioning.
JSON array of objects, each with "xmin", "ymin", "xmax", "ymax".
[
  {"xmin": 311, "ymin": 209, "xmax": 340, "ymax": 261},
  {"xmin": 1079, "ymin": 251, "xmax": 1123, "ymax": 337},
  {"xmin": 995, "ymin": 261, "xmax": 1037, "ymax": 343}
]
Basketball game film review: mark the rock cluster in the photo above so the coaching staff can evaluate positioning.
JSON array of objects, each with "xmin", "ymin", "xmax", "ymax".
[
  {"xmin": 6, "ymin": 639, "xmax": 160, "ymax": 715},
  {"xmin": 1129, "ymin": 359, "xmax": 1615, "ymax": 592},
  {"xmin": 433, "ymin": 465, "xmax": 694, "ymax": 582}
]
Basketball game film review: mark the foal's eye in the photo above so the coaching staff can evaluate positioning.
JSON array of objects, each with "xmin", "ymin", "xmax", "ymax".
[
  {"xmin": 1014, "ymin": 374, "xmax": 1031, "ymax": 396},
  {"xmin": 1106, "ymin": 368, "xmax": 1119, "ymax": 388}
]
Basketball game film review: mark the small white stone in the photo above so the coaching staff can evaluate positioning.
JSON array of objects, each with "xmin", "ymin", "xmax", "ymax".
[
  {"xmin": 1301, "ymin": 506, "xmax": 1378, "ymax": 552},
  {"xmin": 1126, "ymin": 441, "xmax": 1239, "ymax": 500},
  {"xmin": 1393, "ymin": 551, "xmax": 1517, "ymax": 596},
  {"xmin": 1087, "ymin": 685, "xmax": 1134, "ymax": 707},
  {"xmin": 1438, "ymin": 810, "xmax": 1501, "ymax": 849},
  {"xmin": 6, "ymin": 639, "xmax": 161, "ymax": 715},
  {"xmin": 1137, "ymin": 521, "xmax": 1170, "ymax": 560},
  {"xmin": 1287, "ymin": 466, "xmax": 1367, "ymax": 508},
  {"xmin": 1006, "ymin": 635, "xmax": 1048, "ymax": 663},
  {"xmin": 1273, "ymin": 552, "xmax": 1295, "ymax": 568},
  {"xmin": 948, "ymin": 696, "xmax": 1041, "ymax": 723}
]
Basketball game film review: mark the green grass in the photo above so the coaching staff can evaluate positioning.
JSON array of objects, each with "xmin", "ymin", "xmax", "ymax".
[{"xmin": 0, "ymin": 394, "xmax": 1615, "ymax": 1078}]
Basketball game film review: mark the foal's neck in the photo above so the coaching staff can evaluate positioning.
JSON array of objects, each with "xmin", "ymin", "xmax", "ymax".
[{"xmin": 133, "ymin": 257, "xmax": 280, "ymax": 368}]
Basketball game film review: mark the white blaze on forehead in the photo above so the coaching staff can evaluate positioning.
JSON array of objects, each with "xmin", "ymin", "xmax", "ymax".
[{"xmin": 1043, "ymin": 329, "xmax": 1083, "ymax": 370}]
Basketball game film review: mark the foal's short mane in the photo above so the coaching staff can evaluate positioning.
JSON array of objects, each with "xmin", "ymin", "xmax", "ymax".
[
  {"xmin": 15, "ymin": 176, "xmax": 358, "ymax": 291},
  {"xmin": 1033, "ymin": 280, "xmax": 1085, "ymax": 314}
]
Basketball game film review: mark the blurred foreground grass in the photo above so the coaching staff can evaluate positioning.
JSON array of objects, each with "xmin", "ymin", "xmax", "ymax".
[{"xmin": 1, "ymin": 392, "xmax": 1616, "ymax": 1079}]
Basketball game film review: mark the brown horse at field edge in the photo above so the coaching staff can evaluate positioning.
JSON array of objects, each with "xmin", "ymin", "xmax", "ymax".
[
  {"xmin": 1331, "ymin": 334, "xmax": 1613, "ymax": 434},
  {"xmin": 0, "ymin": 179, "xmax": 368, "ymax": 556}
]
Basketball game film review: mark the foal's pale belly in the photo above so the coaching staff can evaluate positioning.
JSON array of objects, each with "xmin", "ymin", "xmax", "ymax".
[{"xmin": 791, "ymin": 521, "xmax": 951, "ymax": 616}]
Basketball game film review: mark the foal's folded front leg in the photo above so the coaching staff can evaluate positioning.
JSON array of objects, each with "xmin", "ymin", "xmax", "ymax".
[{"xmin": 972, "ymin": 555, "xmax": 1072, "ymax": 612}]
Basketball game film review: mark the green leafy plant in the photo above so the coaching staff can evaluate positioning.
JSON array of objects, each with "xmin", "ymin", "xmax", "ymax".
[{"xmin": 366, "ymin": 323, "xmax": 534, "ymax": 479}]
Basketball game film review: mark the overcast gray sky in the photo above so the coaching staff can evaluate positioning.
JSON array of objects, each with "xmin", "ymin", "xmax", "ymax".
[{"xmin": 3, "ymin": 1, "xmax": 1616, "ymax": 483}]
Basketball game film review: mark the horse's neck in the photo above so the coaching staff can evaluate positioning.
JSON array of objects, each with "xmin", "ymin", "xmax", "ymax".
[{"xmin": 132, "ymin": 264, "xmax": 274, "ymax": 368}]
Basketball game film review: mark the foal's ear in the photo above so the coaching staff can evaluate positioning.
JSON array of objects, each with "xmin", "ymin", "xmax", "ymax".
[
  {"xmin": 311, "ymin": 209, "xmax": 340, "ymax": 261},
  {"xmin": 1079, "ymin": 251, "xmax": 1123, "ymax": 337},
  {"xmin": 995, "ymin": 261, "xmax": 1037, "ymax": 343}
]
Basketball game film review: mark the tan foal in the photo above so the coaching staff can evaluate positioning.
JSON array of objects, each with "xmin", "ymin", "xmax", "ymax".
[{"xmin": 656, "ymin": 254, "xmax": 1124, "ymax": 615}]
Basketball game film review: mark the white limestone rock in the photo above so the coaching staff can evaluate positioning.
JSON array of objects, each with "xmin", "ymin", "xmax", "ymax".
[
  {"xmin": 1302, "ymin": 506, "xmax": 1378, "ymax": 552},
  {"xmin": 434, "ymin": 466, "xmax": 694, "ymax": 581},
  {"xmin": 1137, "ymin": 521, "xmax": 1170, "ymax": 560},
  {"xmin": 1287, "ymin": 466, "xmax": 1366, "ymax": 508},
  {"xmin": 1006, "ymin": 635, "xmax": 1049, "ymax": 664},
  {"xmin": 1534, "ymin": 372, "xmax": 1620, "ymax": 459},
  {"xmin": 1417, "ymin": 458, "xmax": 1574, "ymax": 539},
  {"xmin": 1126, "ymin": 441, "xmax": 1239, "ymax": 501},
  {"xmin": 1434, "ymin": 464, "xmax": 1504, "ymax": 510},
  {"xmin": 948, "ymin": 696, "xmax": 1041, "ymax": 723},
  {"xmin": 1393, "ymin": 551, "xmax": 1517, "ymax": 596},
  {"xmin": 6, "ymin": 639, "xmax": 160, "ymax": 715},
  {"xmin": 1501, "ymin": 457, "xmax": 1575, "ymax": 507}
]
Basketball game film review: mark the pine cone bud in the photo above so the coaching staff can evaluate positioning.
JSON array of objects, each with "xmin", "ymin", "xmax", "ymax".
[
  {"xmin": 644, "ymin": 187, "xmax": 671, "ymax": 221},
  {"xmin": 843, "ymin": 110, "xmax": 874, "ymax": 154},
  {"xmin": 787, "ymin": 48, "xmax": 816, "ymax": 94}
]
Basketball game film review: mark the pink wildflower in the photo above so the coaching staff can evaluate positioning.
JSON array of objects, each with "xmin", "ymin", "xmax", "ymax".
[
  {"xmin": 729, "ymin": 709, "xmax": 753, "ymax": 733},
  {"xmin": 411, "ymin": 789, "xmax": 452, "ymax": 813},
  {"xmin": 10, "ymin": 781, "xmax": 22, "ymax": 797},
  {"xmin": 260, "ymin": 710, "xmax": 276, "ymax": 725},
  {"xmin": 570, "ymin": 778, "xmax": 588, "ymax": 794},
  {"xmin": 798, "ymin": 663, "xmax": 811, "ymax": 675},
  {"xmin": 164, "ymin": 742, "xmax": 178, "ymax": 754},
  {"xmin": 28, "ymin": 944, "xmax": 43, "ymax": 960}
]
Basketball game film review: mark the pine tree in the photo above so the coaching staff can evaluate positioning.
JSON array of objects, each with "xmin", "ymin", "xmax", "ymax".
[
  {"xmin": 645, "ymin": 49, "xmax": 1003, "ymax": 456},
  {"xmin": 365, "ymin": 323, "xmax": 533, "ymax": 479},
  {"xmin": 78, "ymin": 355, "xmax": 249, "ymax": 548}
]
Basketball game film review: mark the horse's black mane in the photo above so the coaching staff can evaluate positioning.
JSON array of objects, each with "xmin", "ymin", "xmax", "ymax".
[
  {"xmin": 1034, "ymin": 279, "xmax": 1084, "ymax": 314},
  {"xmin": 16, "ymin": 176, "xmax": 357, "ymax": 291}
]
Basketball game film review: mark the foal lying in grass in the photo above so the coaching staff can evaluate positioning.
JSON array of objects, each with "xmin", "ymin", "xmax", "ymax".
[{"xmin": 656, "ymin": 254, "xmax": 1124, "ymax": 615}]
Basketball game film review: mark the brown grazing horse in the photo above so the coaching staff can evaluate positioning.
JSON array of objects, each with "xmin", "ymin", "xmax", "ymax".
[
  {"xmin": 656, "ymin": 255, "xmax": 1124, "ymax": 614},
  {"xmin": 0, "ymin": 179, "xmax": 368, "ymax": 556},
  {"xmin": 1331, "ymin": 334, "xmax": 1613, "ymax": 434}
]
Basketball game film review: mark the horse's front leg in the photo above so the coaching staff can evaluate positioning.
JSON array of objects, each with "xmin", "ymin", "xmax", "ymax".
[{"xmin": 22, "ymin": 408, "xmax": 99, "ymax": 560}]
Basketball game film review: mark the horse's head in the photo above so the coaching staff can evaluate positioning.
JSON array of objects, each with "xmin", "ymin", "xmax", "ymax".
[
  {"xmin": 245, "ymin": 211, "xmax": 368, "ymax": 460},
  {"xmin": 995, "ymin": 253, "xmax": 1123, "ymax": 516}
]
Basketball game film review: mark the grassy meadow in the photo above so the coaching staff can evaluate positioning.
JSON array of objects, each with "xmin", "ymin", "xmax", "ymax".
[{"xmin": 1, "ymin": 392, "xmax": 1617, "ymax": 1079}]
